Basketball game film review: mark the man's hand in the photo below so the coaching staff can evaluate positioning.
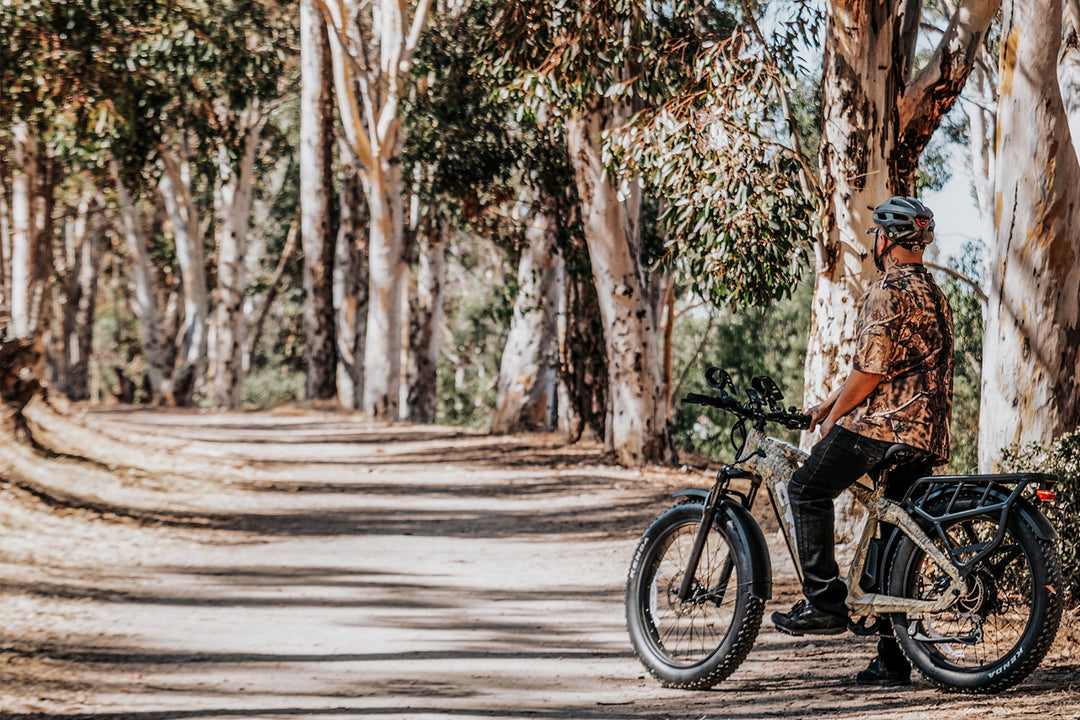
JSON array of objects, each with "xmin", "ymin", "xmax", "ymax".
[
  {"xmin": 807, "ymin": 399, "xmax": 835, "ymax": 434},
  {"xmin": 814, "ymin": 369, "xmax": 884, "ymax": 437}
]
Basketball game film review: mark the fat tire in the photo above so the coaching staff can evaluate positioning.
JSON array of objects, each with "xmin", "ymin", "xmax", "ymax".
[
  {"xmin": 625, "ymin": 502, "xmax": 763, "ymax": 690},
  {"xmin": 888, "ymin": 507, "xmax": 1063, "ymax": 693}
]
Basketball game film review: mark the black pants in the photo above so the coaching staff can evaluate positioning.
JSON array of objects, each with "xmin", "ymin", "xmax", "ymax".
[{"xmin": 787, "ymin": 425, "xmax": 929, "ymax": 618}]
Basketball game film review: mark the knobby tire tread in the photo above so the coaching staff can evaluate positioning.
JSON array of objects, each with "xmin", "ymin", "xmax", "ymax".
[
  {"xmin": 649, "ymin": 596, "xmax": 765, "ymax": 690},
  {"xmin": 626, "ymin": 502, "xmax": 765, "ymax": 690},
  {"xmin": 916, "ymin": 536, "xmax": 1063, "ymax": 695},
  {"xmin": 893, "ymin": 510, "xmax": 1063, "ymax": 694}
]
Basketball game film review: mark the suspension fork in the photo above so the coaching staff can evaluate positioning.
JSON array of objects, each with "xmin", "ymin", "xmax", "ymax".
[{"xmin": 677, "ymin": 483, "xmax": 725, "ymax": 602}]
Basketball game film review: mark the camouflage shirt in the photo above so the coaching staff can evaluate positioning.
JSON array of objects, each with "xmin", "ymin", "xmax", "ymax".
[{"xmin": 838, "ymin": 264, "xmax": 954, "ymax": 462}]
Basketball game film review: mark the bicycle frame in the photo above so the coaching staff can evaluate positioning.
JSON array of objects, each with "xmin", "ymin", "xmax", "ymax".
[{"xmin": 734, "ymin": 427, "xmax": 966, "ymax": 619}]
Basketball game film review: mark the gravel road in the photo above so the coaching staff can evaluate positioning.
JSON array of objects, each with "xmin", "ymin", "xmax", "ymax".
[{"xmin": 2, "ymin": 409, "xmax": 1078, "ymax": 719}]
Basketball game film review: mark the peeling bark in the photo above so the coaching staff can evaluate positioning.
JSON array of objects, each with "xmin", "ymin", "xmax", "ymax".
[
  {"xmin": 159, "ymin": 147, "xmax": 208, "ymax": 406},
  {"xmin": 804, "ymin": 0, "xmax": 999, "ymax": 421},
  {"xmin": 211, "ymin": 108, "xmax": 263, "ymax": 409},
  {"xmin": 565, "ymin": 102, "xmax": 673, "ymax": 466},
  {"xmin": 1060, "ymin": 5, "xmax": 1080, "ymax": 166},
  {"xmin": 492, "ymin": 210, "xmax": 562, "ymax": 434},
  {"xmin": 979, "ymin": 0, "xmax": 1080, "ymax": 469},
  {"xmin": 301, "ymin": 0, "xmax": 339, "ymax": 403},
  {"xmin": 333, "ymin": 155, "xmax": 367, "ymax": 409}
]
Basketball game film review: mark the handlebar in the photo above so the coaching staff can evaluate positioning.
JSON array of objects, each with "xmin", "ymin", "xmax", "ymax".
[{"xmin": 683, "ymin": 369, "xmax": 811, "ymax": 431}]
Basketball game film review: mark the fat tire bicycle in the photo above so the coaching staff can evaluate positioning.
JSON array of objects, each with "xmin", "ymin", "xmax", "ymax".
[{"xmin": 626, "ymin": 368, "xmax": 1063, "ymax": 693}]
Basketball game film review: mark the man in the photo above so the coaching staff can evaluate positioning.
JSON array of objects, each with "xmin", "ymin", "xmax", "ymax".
[{"xmin": 771, "ymin": 196, "xmax": 954, "ymax": 687}]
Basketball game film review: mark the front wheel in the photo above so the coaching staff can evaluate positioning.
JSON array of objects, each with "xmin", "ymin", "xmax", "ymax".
[
  {"xmin": 625, "ymin": 502, "xmax": 763, "ymax": 689},
  {"xmin": 888, "ymin": 503, "xmax": 1063, "ymax": 693}
]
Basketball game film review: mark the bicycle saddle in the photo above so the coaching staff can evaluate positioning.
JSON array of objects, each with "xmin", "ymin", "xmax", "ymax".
[{"xmin": 881, "ymin": 443, "xmax": 933, "ymax": 468}]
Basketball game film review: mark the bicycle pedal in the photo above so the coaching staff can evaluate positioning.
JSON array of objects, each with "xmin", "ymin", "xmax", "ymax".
[{"xmin": 848, "ymin": 616, "xmax": 886, "ymax": 636}]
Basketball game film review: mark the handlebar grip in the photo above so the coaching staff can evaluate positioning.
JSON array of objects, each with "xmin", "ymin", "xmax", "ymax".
[{"xmin": 684, "ymin": 392, "xmax": 723, "ymax": 408}]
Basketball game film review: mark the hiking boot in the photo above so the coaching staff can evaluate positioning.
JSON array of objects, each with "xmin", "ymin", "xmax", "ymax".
[
  {"xmin": 855, "ymin": 654, "xmax": 912, "ymax": 687},
  {"xmin": 771, "ymin": 599, "xmax": 848, "ymax": 636}
]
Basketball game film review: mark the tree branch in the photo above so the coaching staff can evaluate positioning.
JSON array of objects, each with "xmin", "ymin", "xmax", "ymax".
[
  {"xmin": 898, "ymin": 0, "xmax": 1000, "ymax": 139},
  {"xmin": 924, "ymin": 261, "xmax": 988, "ymax": 304},
  {"xmin": 740, "ymin": 5, "xmax": 820, "ymax": 201},
  {"xmin": 314, "ymin": 0, "xmax": 377, "ymax": 169}
]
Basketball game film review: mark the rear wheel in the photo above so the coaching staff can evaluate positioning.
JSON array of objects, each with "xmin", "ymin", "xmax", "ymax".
[
  {"xmin": 888, "ymin": 502, "xmax": 1062, "ymax": 692},
  {"xmin": 625, "ymin": 502, "xmax": 762, "ymax": 689}
]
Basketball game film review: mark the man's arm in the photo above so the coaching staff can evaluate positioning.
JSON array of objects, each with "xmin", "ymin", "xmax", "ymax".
[{"xmin": 814, "ymin": 369, "xmax": 883, "ymax": 436}]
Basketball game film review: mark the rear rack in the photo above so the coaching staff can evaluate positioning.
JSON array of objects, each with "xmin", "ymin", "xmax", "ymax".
[{"xmin": 901, "ymin": 473, "xmax": 1059, "ymax": 574}]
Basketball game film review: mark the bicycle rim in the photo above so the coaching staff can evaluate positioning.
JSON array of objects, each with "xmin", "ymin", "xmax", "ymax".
[{"xmin": 639, "ymin": 517, "xmax": 741, "ymax": 667}]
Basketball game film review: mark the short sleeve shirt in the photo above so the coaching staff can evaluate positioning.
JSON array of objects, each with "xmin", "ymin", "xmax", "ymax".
[{"xmin": 837, "ymin": 264, "xmax": 954, "ymax": 462}]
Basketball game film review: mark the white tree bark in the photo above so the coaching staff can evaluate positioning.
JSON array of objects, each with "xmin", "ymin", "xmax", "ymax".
[
  {"xmin": 565, "ymin": 104, "xmax": 673, "ymax": 465},
  {"xmin": 210, "ymin": 106, "xmax": 263, "ymax": 409},
  {"xmin": 334, "ymin": 146, "xmax": 366, "ymax": 409},
  {"xmin": 363, "ymin": 165, "xmax": 406, "ymax": 419},
  {"xmin": 979, "ymin": 0, "xmax": 1080, "ymax": 469},
  {"xmin": 10, "ymin": 120, "xmax": 36, "ymax": 340},
  {"xmin": 318, "ymin": 0, "xmax": 434, "ymax": 420},
  {"xmin": 803, "ymin": 0, "xmax": 1000, "ymax": 417},
  {"xmin": 301, "ymin": 0, "xmax": 339, "ymax": 403},
  {"xmin": 1060, "ymin": 0, "xmax": 1080, "ymax": 166},
  {"xmin": 492, "ymin": 210, "xmax": 562, "ymax": 434},
  {"xmin": 112, "ymin": 161, "xmax": 168, "ymax": 398},
  {"xmin": 159, "ymin": 148, "xmax": 208, "ymax": 405}
]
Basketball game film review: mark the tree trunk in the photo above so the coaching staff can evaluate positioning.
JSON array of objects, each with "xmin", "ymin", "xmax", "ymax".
[
  {"xmin": 113, "ymin": 162, "xmax": 169, "ymax": 399},
  {"xmin": 210, "ymin": 112, "xmax": 262, "ymax": 409},
  {"xmin": 492, "ymin": 210, "xmax": 561, "ymax": 434},
  {"xmin": 58, "ymin": 192, "xmax": 105, "ymax": 401},
  {"xmin": 1061, "ymin": 4, "xmax": 1080, "ymax": 166},
  {"xmin": 320, "ymin": 0, "xmax": 433, "ymax": 421},
  {"xmin": 363, "ymin": 165, "xmax": 406, "ymax": 420},
  {"xmin": 10, "ymin": 121, "xmax": 37, "ymax": 340},
  {"xmin": 159, "ymin": 148, "xmax": 208, "ymax": 406},
  {"xmin": 333, "ymin": 154, "xmax": 367, "ymax": 409},
  {"xmin": 803, "ymin": 1, "xmax": 904, "ymax": 414},
  {"xmin": 0, "ymin": 155, "xmax": 10, "ymax": 328},
  {"xmin": 248, "ymin": 220, "xmax": 298, "ymax": 369},
  {"xmin": 804, "ymin": 0, "xmax": 999, "ymax": 415},
  {"xmin": 979, "ymin": 0, "xmax": 1080, "ymax": 469},
  {"xmin": 565, "ymin": 104, "xmax": 673, "ymax": 465},
  {"xmin": 406, "ymin": 220, "xmax": 445, "ymax": 424},
  {"xmin": 301, "ymin": 0, "xmax": 338, "ymax": 403},
  {"xmin": 558, "ymin": 251, "xmax": 608, "ymax": 443}
]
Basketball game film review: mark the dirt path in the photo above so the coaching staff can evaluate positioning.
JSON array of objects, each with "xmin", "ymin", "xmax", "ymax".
[{"xmin": 2, "ymin": 409, "xmax": 1078, "ymax": 719}]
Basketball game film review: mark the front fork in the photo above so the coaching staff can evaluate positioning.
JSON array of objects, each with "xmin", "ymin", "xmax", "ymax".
[
  {"xmin": 676, "ymin": 468, "xmax": 757, "ymax": 603},
  {"xmin": 676, "ymin": 483, "xmax": 726, "ymax": 602}
]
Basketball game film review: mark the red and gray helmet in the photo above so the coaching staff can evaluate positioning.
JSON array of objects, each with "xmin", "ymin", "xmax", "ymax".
[{"xmin": 868, "ymin": 196, "xmax": 935, "ymax": 270}]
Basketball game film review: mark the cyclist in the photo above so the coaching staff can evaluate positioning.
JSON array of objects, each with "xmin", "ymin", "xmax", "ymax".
[{"xmin": 770, "ymin": 196, "xmax": 954, "ymax": 687}]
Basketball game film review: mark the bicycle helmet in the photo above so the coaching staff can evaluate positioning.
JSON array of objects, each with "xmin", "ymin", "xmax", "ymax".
[{"xmin": 866, "ymin": 196, "xmax": 935, "ymax": 271}]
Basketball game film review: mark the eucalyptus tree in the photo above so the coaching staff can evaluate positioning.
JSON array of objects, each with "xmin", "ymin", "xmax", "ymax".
[
  {"xmin": 492, "ymin": 1, "xmax": 749, "ymax": 464},
  {"xmin": 1061, "ymin": 1, "xmax": 1080, "ymax": 163},
  {"xmin": 979, "ymin": 0, "xmax": 1080, "ymax": 469},
  {"xmin": 404, "ymin": 0, "xmax": 566, "ymax": 429},
  {"xmin": 300, "ymin": 0, "xmax": 340, "ymax": 404},
  {"xmin": 802, "ymin": 0, "xmax": 1000, "ymax": 409},
  {"xmin": 316, "ymin": 0, "xmax": 435, "ymax": 421}
]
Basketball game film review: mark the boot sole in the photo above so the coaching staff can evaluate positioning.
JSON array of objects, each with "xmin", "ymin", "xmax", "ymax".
[{"xmin": 772, "ymin": 622, "xmax": 848, "ymax": 637}]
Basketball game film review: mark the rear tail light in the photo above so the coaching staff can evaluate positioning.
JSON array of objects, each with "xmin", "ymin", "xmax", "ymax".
[{"xmin": 1036, "ymin": 489, "xmax": 1057, "ymax": 502}]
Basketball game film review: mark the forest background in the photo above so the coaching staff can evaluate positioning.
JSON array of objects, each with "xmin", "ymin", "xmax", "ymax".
[{"xmin": 1, "ymin": 0, "xmax": 1080, "ymax": 601}]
